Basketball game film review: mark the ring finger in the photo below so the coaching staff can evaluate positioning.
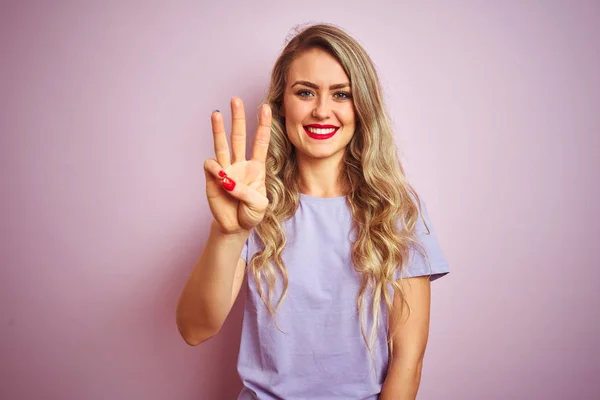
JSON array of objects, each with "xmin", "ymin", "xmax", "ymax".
[{"xmin": 211, "ymin": 110, "xmax": 231, "ymax": 168}]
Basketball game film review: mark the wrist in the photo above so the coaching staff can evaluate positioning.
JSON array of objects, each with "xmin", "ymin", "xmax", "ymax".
[{"xmin": 210, "ymin": 219, "xmax": 251, "ymax": 240}]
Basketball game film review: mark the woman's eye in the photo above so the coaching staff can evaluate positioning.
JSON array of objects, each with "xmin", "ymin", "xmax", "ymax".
[
  {"xmin": 334, "ymin": 92, "xmax": 352, "ymax": 100},
  {"xmin": 297, "ymin": 90, "xmax": 314, "ymax": 98}
]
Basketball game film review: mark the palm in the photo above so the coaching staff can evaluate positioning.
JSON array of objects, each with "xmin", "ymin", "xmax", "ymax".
[{"xmin": 204, "ymin": 98, "xmax": 272, "ymax": 233}]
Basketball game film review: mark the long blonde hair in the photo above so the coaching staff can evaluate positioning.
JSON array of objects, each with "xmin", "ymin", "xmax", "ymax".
[{"xmin": 249, "ymin": 23, "xmax": 426, "ymax": 356}]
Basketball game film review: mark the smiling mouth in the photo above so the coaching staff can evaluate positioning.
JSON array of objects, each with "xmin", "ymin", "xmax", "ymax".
[{"xmin": 303, "ymin": 125, "xmax": 339, "ymax": 140}]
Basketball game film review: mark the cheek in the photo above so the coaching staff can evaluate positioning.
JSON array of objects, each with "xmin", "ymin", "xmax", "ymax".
[
  {"xmin": 285, "ymin": 99, "xmax": 310, "ymax": 124},
  {"xmin": 283, "ymin": 110, "xmax": 301, "ymax": 142},
  {"xmin": 340, "ymin": 106, "xmax": 356, "ymax": 128}
]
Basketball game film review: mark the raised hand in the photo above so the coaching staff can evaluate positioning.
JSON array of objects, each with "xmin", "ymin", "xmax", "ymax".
[{"xmin": 204, "ymin": 97, "xmax": 272, "ymax": 233}]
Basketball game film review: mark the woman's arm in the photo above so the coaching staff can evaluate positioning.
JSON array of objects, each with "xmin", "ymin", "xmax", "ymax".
[
  {"xmin": 380, "ymin": 276, "xmax": 432, "ymax": 400},
  {"xmin": 176, "ymin": 100, "xmax": 271, "ymax": 346},
  {"xmin": 176, "ymin": 220, "xmax": 248, "ymax": 346}
]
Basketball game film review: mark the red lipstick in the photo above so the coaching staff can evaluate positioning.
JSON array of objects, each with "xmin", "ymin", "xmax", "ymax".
[{"xmin": 303, "ymin": 124, "xmax": 339, "ymax": 140}]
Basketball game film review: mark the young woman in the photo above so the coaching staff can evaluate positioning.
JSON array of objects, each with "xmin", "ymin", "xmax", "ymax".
[{"xmin": 176, "ymin": 24, "xmax": 450, "ymax": 400}]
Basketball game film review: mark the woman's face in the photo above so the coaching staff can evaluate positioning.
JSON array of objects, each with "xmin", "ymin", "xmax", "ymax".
[{"xmin": 282, "ymin": 48, "xmax": 356, "ymax": 163}]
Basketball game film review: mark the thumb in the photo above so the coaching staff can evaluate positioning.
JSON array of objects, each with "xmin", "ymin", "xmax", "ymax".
[{"xmin": 221, "ymin": 176, "xmax": 268, "ymax": 211}]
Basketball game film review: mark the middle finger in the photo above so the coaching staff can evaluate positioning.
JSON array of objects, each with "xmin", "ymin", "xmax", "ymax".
[{"xmin": 230, "ymin": 97, "xmax": 247, "ymax": 163}]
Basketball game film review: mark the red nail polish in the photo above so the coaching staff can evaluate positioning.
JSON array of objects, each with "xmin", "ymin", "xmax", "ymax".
[
  {"xmin": 218, "ymin": 170, "xmax": 227, "ymax": 178},
  {"xmin": 222, "ymin": 177, "xmax": 236, "ymax": 191}
]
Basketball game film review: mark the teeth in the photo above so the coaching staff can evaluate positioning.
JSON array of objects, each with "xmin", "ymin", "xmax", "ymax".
[{"xmin": 307, "ymin": 127, "xmax": 336, "ymax": 134}]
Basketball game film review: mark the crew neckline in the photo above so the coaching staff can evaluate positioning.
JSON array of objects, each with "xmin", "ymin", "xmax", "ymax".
[{"xmin": 299, "ymin": 193, "xmax": 347, "ymax": 204}]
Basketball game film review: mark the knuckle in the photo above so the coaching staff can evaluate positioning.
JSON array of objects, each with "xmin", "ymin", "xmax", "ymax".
[
  {"xmin": 231, "ymin": 133, "xmax": 245, "ymax": 142},
  {"xmin": 255, "ymin": 135, "xmax": 270, "ymax": 146}
]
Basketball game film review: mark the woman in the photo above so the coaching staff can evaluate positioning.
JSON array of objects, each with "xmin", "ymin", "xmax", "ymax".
[{"xmin": 177, "ymin": 23, "xmax": 450, "ymax": 399}]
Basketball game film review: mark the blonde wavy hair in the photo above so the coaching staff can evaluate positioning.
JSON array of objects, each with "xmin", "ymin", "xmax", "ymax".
[{"xmin": 249, "ymin": 23, "xmax": 427, "ymax": 357}]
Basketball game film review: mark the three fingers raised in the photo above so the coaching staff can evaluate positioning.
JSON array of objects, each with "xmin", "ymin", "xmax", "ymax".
[{"xmin": 211, "ymin": 100, "xmax": 272, "ymax": 166}]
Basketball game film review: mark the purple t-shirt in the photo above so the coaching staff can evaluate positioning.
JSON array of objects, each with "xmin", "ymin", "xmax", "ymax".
[{"xmin": 237, "ymin": 194, "xmax": 449, "ymax": 399}]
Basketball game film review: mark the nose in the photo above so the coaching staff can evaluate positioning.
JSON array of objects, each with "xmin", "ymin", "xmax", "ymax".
[{"xmin": 312, "ymin": 97, "xmax": 331, "ymax": 120}]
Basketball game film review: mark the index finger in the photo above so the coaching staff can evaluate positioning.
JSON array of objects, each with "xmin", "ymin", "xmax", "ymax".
[{"xmin": 250, "ymin": 104, "xmax": 272, "ymax": 164}]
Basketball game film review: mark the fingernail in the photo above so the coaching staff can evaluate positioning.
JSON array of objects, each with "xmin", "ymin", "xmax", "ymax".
[
  {"xmin": 212, "ymin": 109, "xmax": 220, "ymax": 113},
  {"xmin": 218, "ymin": 170, "xmax": 227, "ymax": 178},
  {"xmin": 222, "ymin": 177, "xmax": 236, "ymax": 191}
]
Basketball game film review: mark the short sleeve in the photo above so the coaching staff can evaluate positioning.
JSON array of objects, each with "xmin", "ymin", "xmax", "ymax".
[
  {"xmin": 240, "ymin": 229, "xmax": 259, "ymax": 263},
  {"xmin": 399, "ymin": 199, "xmax": 450, "ymax": 281},
  {"xmin": 240, "ymin": 238, "xmax": 249, "ymax": 262}
]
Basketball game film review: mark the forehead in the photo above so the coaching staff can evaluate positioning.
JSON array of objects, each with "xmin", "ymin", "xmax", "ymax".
[{"xmin": 287, "ymin": 48, "xmax": 349, "ymax": 85}]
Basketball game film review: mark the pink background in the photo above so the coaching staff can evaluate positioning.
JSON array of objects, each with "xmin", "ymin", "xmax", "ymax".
[{"xmin": 1, "ymin": 1, "xmax": 599, "ymax": 399}]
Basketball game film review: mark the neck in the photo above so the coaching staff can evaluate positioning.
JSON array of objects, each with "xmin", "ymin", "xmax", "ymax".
[{"xmin": 296, "ymin": 151, "xmax": 347, "ymax": 198}]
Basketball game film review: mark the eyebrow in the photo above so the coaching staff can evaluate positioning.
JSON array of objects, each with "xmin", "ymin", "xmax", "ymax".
[{"xmin": 291, "ymin": 80, "xmax": 350, "ymax": 90}]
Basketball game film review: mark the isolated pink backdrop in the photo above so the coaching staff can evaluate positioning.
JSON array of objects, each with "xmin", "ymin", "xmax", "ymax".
[{"xmin": 1, "ymin": 1, "xmax": 598, "ymax": 399}]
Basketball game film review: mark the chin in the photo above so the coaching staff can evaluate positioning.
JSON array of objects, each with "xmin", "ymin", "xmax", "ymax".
[{"xmin": 302, "ymin": 147, "xmax": 346, "ymax": 161}]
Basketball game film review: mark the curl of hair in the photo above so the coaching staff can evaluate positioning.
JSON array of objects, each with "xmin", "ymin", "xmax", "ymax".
[{"xmin": 249, "ymin": 23, "xmax": 428, "ymax": 360}]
